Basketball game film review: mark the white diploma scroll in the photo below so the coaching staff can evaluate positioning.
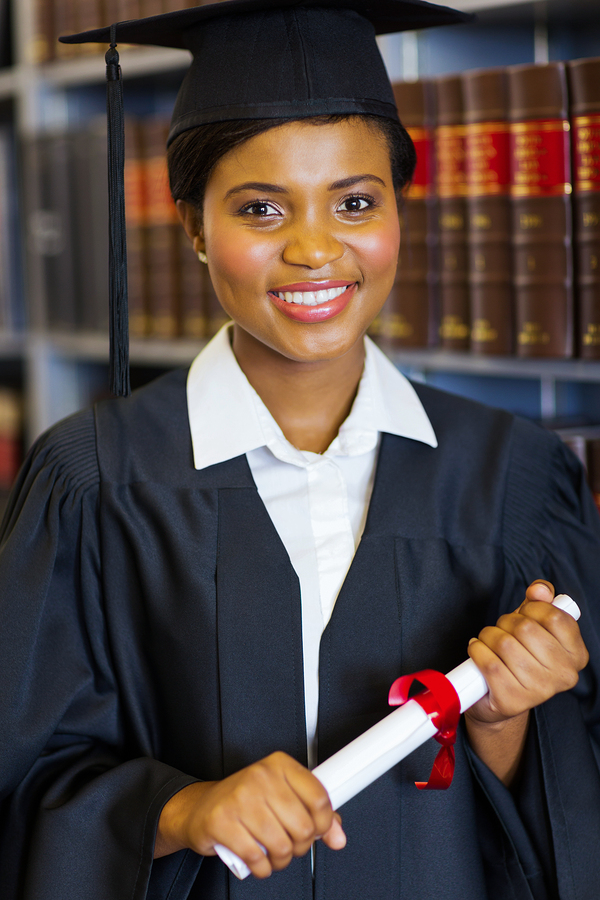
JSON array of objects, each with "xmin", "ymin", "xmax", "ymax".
[{"xmin": 215, "ymin": 593, "xmax": 581, "ymax": 879}]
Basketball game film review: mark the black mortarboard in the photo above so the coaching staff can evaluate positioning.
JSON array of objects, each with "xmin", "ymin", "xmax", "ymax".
[{"xmin": 60, "ymin": 0, "xmax": 472, "ymax": 396}]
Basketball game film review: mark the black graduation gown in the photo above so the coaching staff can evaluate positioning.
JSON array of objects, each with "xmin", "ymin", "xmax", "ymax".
[{"xmin": 1, "ymin": 368, "xmax": 600, "ymax": 900}]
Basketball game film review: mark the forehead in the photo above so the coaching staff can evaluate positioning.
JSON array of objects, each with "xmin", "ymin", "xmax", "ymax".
[{"xmin": 209, "ymin": 118, "xmax": 392, "ymax": 189}]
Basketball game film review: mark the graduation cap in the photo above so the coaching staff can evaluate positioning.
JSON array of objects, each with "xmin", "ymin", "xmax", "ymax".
[{"xmin": 60, "ymin": 0, "xmax": 472, "ymax": 397}]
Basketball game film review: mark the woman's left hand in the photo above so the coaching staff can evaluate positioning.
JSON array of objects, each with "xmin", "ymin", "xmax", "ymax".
[{"xmin": 464, "ymin": 579, "xmax": 589, "ymax": 784}]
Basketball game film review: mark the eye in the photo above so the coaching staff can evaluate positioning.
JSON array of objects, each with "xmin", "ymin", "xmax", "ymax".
[
  {"xmin": 239, "ymin": 200, "xmax": 281, "ymax": 218},
  {"xmin": 338, "ymin": 194, "xmax": 375, "ymax": 214}
]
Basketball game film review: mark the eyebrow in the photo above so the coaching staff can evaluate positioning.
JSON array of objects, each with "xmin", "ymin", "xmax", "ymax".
[
  {"xmin": 329, "ymin": 174, "xmax": 386, "ymax": 190},
  {"xmin": 224, "ymin": 181, "xmax": 287, "ymax": 200},
  {"xmin": 224, "ymin": 174, "xmax": 386, "ymax": 200}
]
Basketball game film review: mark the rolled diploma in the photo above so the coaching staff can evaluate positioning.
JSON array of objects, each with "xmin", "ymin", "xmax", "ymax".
[{"xmin": 216, "ymin": 593, "xmax": 580, "ymax": 879}]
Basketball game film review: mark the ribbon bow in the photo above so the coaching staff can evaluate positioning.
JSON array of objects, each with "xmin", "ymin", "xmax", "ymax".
[{"xmin": 388, "ymin": 669, "xmax": 461, "ymax": 790}]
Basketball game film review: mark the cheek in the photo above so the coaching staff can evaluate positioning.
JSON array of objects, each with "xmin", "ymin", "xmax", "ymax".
[
  {"xmin": 354, "ymin": 219, "xmax": 400, "ymax": 276},
  {"xmin": 208, "ymin": 225, "xmax": 276, "ymax": 292}
]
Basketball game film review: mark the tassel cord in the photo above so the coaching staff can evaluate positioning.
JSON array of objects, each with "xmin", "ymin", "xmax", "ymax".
[{"xmin": 106, "ymin": 32, "xmax": 130, "ymax": 397}]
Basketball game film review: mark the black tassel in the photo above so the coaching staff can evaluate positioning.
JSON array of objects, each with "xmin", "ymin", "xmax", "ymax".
[{"xmin": 106, "ymin": 24, "xmax": 130, "ymax": 397}]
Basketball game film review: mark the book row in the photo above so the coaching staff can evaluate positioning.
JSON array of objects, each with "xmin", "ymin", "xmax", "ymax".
[
  {"xmin": 556, "ymin": 426, "xmax": 600, "ymax": 515},
  {"xmin": 26, "ymin": 114, "xmax": 228, "ymax": 339},
  {"xmin": 370, "ymin": 56, "xmax": 600, "ymax": 359},
  {"xmin": 0, "ymin": 125, "xmax": 23, "ymax": 333},
  {"xmin": 29, "ymin": 0, "xmax": 200, "ymax": 63}
]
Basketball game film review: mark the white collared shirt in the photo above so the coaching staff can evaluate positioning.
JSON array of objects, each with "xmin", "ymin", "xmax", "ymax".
[{"xmin": 187, "ymin": 325, "xmax": 437, "ymax": 766}]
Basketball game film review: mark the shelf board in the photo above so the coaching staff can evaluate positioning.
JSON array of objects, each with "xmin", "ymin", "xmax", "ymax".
[
  {"xmin": 451, "ymin": 0, "xmax": 532, "ymax": 11},
  {"xmin": 0, "ymin": 331, "xmax": 26, "ymax": 358},
  {"xmin": 390, "ymin": 349, "xmax": 600, "ymax": 383},
  {"xmin": 42, "ymin": 46, "xmax": 191, "ymax": 87},
  {"xmin": 46, "ymin": 331, "xmax": 204, "ymax": 366},
  {"xmin": 35, "ymin": 332, "xmax": 600, "ymax": 383},
  {"xmin": 0, "ymin": 68, "xmax": 16, "ymax": 101}
]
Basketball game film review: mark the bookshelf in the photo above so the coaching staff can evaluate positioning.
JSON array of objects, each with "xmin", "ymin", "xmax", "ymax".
[{"xmin": 0, "ymin": 0, "xmax": 599, "ymax": 447}]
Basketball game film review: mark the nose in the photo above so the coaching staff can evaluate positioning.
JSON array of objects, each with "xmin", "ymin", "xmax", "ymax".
[{"xmin": 282, "ymin": 219, "xmax": 345, "ymax": 269}]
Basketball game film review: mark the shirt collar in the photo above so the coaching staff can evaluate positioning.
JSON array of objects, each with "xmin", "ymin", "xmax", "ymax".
[{"xmin": 187, "ymin": 324, "xmax": 437, "ymax": 471}]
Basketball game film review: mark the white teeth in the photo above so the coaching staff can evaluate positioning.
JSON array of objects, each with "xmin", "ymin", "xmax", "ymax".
[{"xmin": 276, "ymin": 285, "xmax": 350, "ymax": 305}]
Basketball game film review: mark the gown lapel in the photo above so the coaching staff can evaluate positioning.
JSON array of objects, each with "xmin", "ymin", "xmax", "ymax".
[{"xmin": 215, "ymin": 461, "xmax": 312, "ymax": 900}]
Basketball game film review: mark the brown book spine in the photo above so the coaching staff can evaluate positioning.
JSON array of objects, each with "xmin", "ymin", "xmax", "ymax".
[
  {"xmin": 76, "ymin": 0, "xmax": 104, "ymax": 54},
  {"xmin": 375, "ymin": 80, "xmax": 437, "ymax": 348},
  {"xmin": 0, "ymin": 389, "xmax": 22, "ymax": 493},
  {"xmin": 203, "ymin": 268, "xmax": 229, "ymax": 338},
  {"xmin": 179, "ymin": 230, "xmax": 206, "ymax": 339},
  {"xmin": 27, "ymin": 0, "xmax": 55, "ymax": 64},
  {"xmin": 567, "ymin": 57, "xmax": 600, "ymax": 359},
  {"xmin": 586, "ymin": 438, "xmax": 600, "ymax": 516},
  {"xmin": 435, "ymin": 75, "xmax": 469, "ymax": 352},
  {"xmin": 140, "ymin": 1, "xmax": 164, "ymax": 16},
  {"xmin": 118, "ymin": 1, "xmax": 142, "ymax": 20},
  {"xmin": 141, "ymin": 117, "xmax": 181, "ymax": 339},
  {"xmin": 124, "ymin": 117, "xmax": 148, "ymax": 338},
  {"xmin": 54, "ymin": 0, "xmax": 79, "ymax": 59},
  {"xmin": 463, "ymin": 67, "xmax": 513, "ymax": 355},
  {"xmin": 508, "ymin": 62, "xmax": 573, "ymax": 358}
]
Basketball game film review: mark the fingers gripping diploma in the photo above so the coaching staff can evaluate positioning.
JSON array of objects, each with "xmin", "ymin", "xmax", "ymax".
[
  {"xmin": 155, "ymin": 752, "xmax": 346, "ymax": 878},
  {"xmin": 465, "ymin": 580, "xmax": 589, "ymax": 784}
]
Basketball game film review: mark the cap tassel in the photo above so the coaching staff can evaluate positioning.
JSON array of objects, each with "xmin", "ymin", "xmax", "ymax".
[{"xmin": 106, "ymin": 25, "xmax": 130, "ymax": 397}]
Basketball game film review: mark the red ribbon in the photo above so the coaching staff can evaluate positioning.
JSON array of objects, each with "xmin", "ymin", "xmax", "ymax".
[{"xmin": 388, "ymin": 669, "xmax": 461, "ymax": 790}]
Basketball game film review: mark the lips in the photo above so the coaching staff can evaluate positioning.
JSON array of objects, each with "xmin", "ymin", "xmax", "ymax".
[{"xmin": 268, "ymin": 282, "xmax": 357, "ymax": 323}]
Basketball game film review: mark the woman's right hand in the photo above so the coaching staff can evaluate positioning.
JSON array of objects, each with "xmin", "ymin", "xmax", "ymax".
[{"xmin": 154, "ymin": 751, "xmax": 346, "ymax": 878}]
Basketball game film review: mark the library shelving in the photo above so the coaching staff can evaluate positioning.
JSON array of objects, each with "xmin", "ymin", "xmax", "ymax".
[{"xmin": 0, "ymin": 0, "xmax": 600, "ymax": 447}]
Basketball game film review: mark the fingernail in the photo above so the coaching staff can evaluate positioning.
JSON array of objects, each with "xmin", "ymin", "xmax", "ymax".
[{"xmin": 468, "ymin": 638, "xmax": 477, "ymax": 645}]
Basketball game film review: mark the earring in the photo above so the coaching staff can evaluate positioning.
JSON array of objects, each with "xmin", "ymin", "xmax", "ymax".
[{"xmin": 197, "ymin": 250, "xmax": 208, "ymax": 264}]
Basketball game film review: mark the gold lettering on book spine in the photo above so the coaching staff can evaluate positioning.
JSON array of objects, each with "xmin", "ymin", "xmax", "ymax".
[
  {"xmin": 573, "ymin": 114, "xmax": 600, "ymax": 193},
  {"xmin": 436, "ymin": 125, "xmax": 467, "ymax": 198},
  {"xmin": 465, "ymin": 122, "xmax": 510, "ymax": 197}
]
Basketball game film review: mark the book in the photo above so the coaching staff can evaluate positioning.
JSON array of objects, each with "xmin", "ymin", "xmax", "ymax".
[
  {"xmin": 118, "ymin": 1, "xmax": 143, "ymax": 20},
  {"xmin": 140, "ymin": 117, "xmax": 181, "ymax": 338},
  {"xmin": 28, "ymin": 133, "xmax": 78, "ymax": 331},
  {"xmin": 0, "ymin": 0, "xmax": 12, "ymax": 68},
  {"xmin": 0, "ymin": 387, "xmax": 22, "ymax": 517},
  {"xmin": 435, "ymin": 75, "xmax": 469, "ymax": 352},
  {"xmin": 76, "ymin": 0, "xmax": 105, "ymax": 55},
  {"xmin": 71, "ymin": 119, "xmax": 109, "ymax": 333},
  {"xmin": 141, "ymin": 1, "xmax": 164, "ymax": 16},
  {"xmin": 462, "ymin": 67, "xmax": 513, "ymax": 355},
  {"xmin": 27, "ymin": 0, "xmax": 55, "ymax": 64},
  {"xmin": 203, "ymin": 268, "xmax": 229, "ymax": 338},
  {"xmin": 567, "ymin": 57, "xmax": 600, "ymax": 359},
  {"xmin": 124, "ymin": 117, "xmax": 148, "ymax": 338},
  {"xmin": 508, "ymin": 62, "xmax": 573, "ymax": 358},
  {"xmin": 54, "ymin": 0, "xmax": 79, "ymax": 59},
  {"xmin": 374, "ymin": 79, "xmax": 437, "ymax": 349},
  {"xmin": 0, "ymin": 125, "xmax": 23, "ymax": 331},
  {"xmin": 179, "ymin": 230, "xmax": 206, "ymax": 339}
]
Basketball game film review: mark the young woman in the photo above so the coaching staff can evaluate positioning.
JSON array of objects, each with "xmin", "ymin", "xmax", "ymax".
[{"xmin": 0, "ymin": 3, "xmax": 598, "ymax": 900}]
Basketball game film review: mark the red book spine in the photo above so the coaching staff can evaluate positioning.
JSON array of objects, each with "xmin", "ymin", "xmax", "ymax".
[
  {"xmin": 124, "ymin": 118, "xmax": 148, "ymax": 338},
  {"xmin": 463, "ymin": 66, "xmax": 513, "ymax": 355},
  {"xmin": 141, "ymin": 118, "xmax": 181, "ymax": 338},
  {"xmin": 568, "ymin": 57, "xmax": 600, "ymax": 358},
  {"xmin": 375, "ymin": 80, "xmax": 438, "ymax": 349},
  {"xmin": 435, "ymin": 75, "xmax": 469, "ymax": 351},
  {"xmin": 572, "ymin": 113, "xmax": 600, "ymax": 356},
  {"xmin": 509, "ymin": 62, "xmax": 573, "ymax": 359}
]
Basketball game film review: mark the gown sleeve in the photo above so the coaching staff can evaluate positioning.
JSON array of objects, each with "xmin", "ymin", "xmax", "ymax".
[
  {"xmin": 465, "ymin": 418, "xmax": 600, "ymax": 900},
  {"xmin": 0, "ymin": 410, "xmax": 203, "ymax": 900}
]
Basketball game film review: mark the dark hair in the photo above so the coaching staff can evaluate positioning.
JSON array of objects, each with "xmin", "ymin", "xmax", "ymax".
[{"xmin": 167, "ymin": 114, "xmax": 416, "ymax": 217}]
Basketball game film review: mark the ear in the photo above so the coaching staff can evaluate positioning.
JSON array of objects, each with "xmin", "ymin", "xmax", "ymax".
[{"xmin": 176, "ymin": 199, "xmax": 206, "ymax": 256}]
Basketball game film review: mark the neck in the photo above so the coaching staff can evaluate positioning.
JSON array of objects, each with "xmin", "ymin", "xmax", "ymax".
[{"xmin": 231, "ymin": 326, "xmax": 366, "ymax": 454}]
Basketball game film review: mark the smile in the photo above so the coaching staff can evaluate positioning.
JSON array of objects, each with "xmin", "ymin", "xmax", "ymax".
[
  {"xmin": 268, "ymin": 281, "xmax": 357, "ymax": 323},
  {"xmin": 275, "ymin": 285, "xmax": 350, "ymax": 306}
]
